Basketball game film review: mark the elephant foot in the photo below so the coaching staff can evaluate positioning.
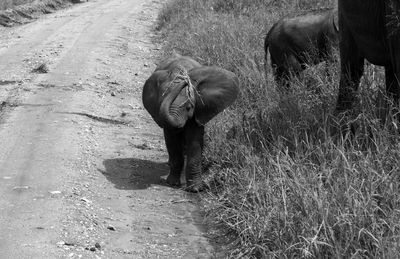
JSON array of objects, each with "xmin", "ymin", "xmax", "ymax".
[{"xmin": 166, "ymin": 174, "xmax": 181, "ymax": 187}]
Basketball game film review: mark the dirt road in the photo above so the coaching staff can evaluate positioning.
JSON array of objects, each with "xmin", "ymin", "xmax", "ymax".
[{"xmin": 0, "ymin": 0, "xmax": 214, "ymax": 258}]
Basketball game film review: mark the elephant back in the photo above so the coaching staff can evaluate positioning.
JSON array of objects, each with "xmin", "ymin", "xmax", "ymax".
[{"xmin": 156, "ymin": 54, "xmax": 201, "ymax": 72}]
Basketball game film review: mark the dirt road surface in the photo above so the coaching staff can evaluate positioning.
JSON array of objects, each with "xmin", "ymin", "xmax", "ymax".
[{"xmin": 0, "ymin": 0, "xmax": 214, "ymax": 258}]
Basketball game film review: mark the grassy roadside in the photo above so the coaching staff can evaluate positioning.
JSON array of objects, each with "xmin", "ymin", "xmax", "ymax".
[
  {"xmin": 0, "ymin": 0, "xmax": 81, "ymax": 27},
  {"xmin": 0, "ymin": 0, "xmax": 35, "ymax": 10},
  {"xmin": 156, "ymin": 0, "xmax": 400, "ymax": 258}
]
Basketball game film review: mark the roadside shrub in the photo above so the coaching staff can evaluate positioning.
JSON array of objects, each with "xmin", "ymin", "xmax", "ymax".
[{"xmin": 156, "ymin": 0, "xmax": 400, "ymax": 258}]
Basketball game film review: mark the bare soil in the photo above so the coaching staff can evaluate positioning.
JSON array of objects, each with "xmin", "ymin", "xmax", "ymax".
[{"xmin": 0, "ymin": 0, "xmax": 214, "ymax": 258}]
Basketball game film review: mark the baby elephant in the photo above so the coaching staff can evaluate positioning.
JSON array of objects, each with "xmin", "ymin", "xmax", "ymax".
[
  {"xmin": 142, "ymin": 53, "xmax": 239, "ymax": 192},
  {"xmin": 265, "ymin": 9, "xmax": 338, "ymax": 86}
]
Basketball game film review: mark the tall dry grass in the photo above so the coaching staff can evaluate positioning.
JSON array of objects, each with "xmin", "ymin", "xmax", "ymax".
[
  {"xmin": 156, "ymin": 0, "xmax": 400, "ymax": 258},
  {"xmin": 0, "ymin": 0, "xmax": 35, "ymax": 10},
  {"xmin": 0, "ymin": 0, "xmax": 78, "ymax": 11},
  {"xmin": 0, "ymin": 0, "xmax": 75, "ymax": 27}
]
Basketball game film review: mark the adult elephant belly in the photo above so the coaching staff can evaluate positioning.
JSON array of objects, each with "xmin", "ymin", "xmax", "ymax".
[
  {"xmin": 343, "ymin": 2, "xmax": 390, "ymax": 66},
  {"xmin": 354, "ymin": 33, "xmax": 390, "ymax": 66}
]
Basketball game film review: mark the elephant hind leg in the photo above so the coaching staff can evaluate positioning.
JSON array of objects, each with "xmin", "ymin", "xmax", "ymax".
[
  {"xmin": 183, "ymin": 120, "xmax": 205, "ymax": 192},
  {"xmin": 270, "ymin": 55, "xmax": 288, "ymax": 88},
  {"xmin": 335, "ymin": 34, "xmax": 364, "ymax": 114},
  {"xmin": 335, "ymin": 13, "xmax": 367, "ymax": 114},
  {"xmin": 332, "ymin": 56, "xmax": 364, "ymax": 136},
  {"xmin": 381, "ymin": 66, "xmax": 400, "ymax": 124},
  {"xmin": 385, "ymin": 66, "xmax": 400, "ymax": 102},
  {"xmin": 286, "ymin": 54, "xmax": 303, "ymax": 75},
  {"xmin": 332, "ymin": 23, "xmax": 365, "ymax": 136},
  {"xmin": 273, "ymin": 66, "xmax": 289, "ymax": 89},
  {"xmin": 164, "ymin": 129, "xmax": 184, "ymax": 187},
  {"xmin": 274, "ymin": 55, "xmax": 302, "ymax": 89}
]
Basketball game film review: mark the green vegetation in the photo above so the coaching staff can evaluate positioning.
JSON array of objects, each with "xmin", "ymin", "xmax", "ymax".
[{"xmin": 157, "ymin": 0, "xmax": 400, "ymax": 258}]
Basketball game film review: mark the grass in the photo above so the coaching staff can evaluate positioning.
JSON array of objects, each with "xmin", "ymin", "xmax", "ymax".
[
  {"xmin": 0, "ymin": 0, "xmax": 82, "ymax": 10},
  {"xmin": 0, "ymin": 0, "xmax": 36, "ymax": 10},
  {"xmin": 0, "ymin": 0, "xmax": 76, "ymax": 27},
  {"xmin": 156, "ymin": 0, "xmax": 400, "ymax": 258}
]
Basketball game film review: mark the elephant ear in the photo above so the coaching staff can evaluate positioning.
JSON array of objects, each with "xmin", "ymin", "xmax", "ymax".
[
  {"xmin": 142, "ymin": 70, "xmax": 170, "ymax": 128},
  {"xmin": 189, "ymin": 66, "xmax": 240, "ymax": 126}
]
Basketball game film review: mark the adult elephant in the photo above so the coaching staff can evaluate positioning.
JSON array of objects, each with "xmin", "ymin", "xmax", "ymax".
[
  {"xmin": 264, "ymin": 9, "xmax": 338, "ymax": 86},
  {"xmin": 335, "ymin": 1, "xmax": 400, "ymax": 116},
  {"xmin": 142, "ymin": 53, "xmax": 239, "ymax": 192}
]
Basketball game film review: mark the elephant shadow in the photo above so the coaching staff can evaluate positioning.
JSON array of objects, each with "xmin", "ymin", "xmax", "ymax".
[{"xmin": 100, "ymin": 158, "xmax": 169, "ymax": 190}]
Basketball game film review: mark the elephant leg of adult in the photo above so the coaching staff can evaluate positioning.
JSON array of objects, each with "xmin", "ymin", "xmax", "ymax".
[
  {"xmin": 384, "ymin": 66, "xmax": 400, "ymax": 123},
  {"xmin": 386, "ymin": 21, "xmax": 400, "ymax": 108},
  {"xmin": 385, "ymin": 66, "xmax": 400, "ymax": 103},
  {"xmin": 384, "ymin": 1, "xmax": 400, "ymax": 123},
  {"xmin": 331, "ymin": 26, "xmax": 364, "ymax": 136},
  {"xmin": 335, "ymin": 32, "xmax": 364, "ymax": 113},
  {"xmin": 164, "ymin": 128, "xmax": 184, "ymax": 187},
  {"xmin": 332, "ymin": 58, "xmax": 364, "ymax": 135},
  {"xmin": 183, "ymin": 120, "xmax": 205, "ymax": 192}
]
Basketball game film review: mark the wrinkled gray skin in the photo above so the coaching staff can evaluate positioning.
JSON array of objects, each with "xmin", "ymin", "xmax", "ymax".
[
  {"xmin": 142, "ymin": 53, "xmax": 239, "ymax": 192},
  {"xmin": 265, "ymin": 9, "xmax": 338, "ymax": 86},
  {"xmin": 335, "ymin": 1, "xmax": 400, "ymax": 116}
]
